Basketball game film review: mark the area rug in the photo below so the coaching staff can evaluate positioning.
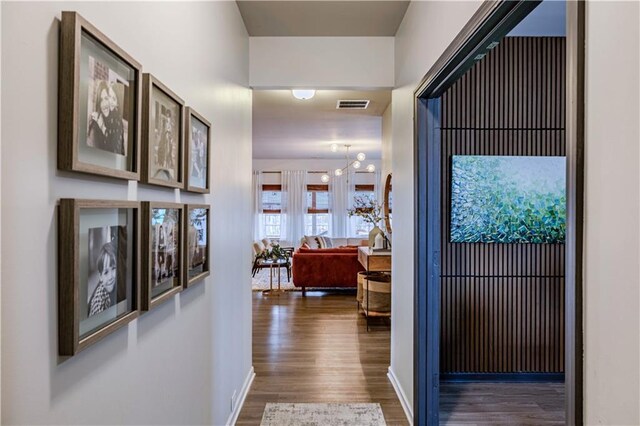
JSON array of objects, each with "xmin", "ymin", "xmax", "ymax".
[
  {"xmin": 252, "ymin": 268, "xmax": 296, "ymax": 291},
  {"xmin": 260, "ymin": 403, "xmax": 386, "ymax": 426}
]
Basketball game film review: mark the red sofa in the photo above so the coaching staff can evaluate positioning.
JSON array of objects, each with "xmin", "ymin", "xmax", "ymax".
[{"xmin": 292, "ymin": 247, "xmax": 365, "ymax": 295}]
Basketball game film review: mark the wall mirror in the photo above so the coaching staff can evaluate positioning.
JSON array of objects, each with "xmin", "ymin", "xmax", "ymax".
[{"xmin": 383, "ymin": 173, "xmax": 392, "ymax": 236}]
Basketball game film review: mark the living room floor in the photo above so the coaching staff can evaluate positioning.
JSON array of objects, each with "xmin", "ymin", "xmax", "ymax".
[{"xmin": 237, "ymin": 291, "xmax": 565, "ymax": 425}]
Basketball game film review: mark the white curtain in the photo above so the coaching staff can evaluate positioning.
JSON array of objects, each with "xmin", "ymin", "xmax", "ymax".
[
  {"xmin": 331, "ymin": 170, "xmax": 357, "ymax": 237},
  {"xmin": 373, "ymin": 170, "xmax": 383, "ymax": 203},
  {"xmin": 252, "ymin": 171, "xmax": 264, "ymax": 241},
  {"xmin": 330, "ymin": 173, "xmax": 348, "ymax": 237},
  {"xmin": 281, "ymin": 170, "xmax": 307, "ymax": 247}
]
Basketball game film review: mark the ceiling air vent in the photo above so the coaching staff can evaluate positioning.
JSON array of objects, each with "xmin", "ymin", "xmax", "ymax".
[{"xmin": 336, "ymin": 100, "xmax": 370, "ymax": 110}]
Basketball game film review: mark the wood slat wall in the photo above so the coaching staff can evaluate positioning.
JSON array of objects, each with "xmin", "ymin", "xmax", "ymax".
[{"xmin": 440, "ymin": 37, "xmax": 566, "ymax": 374}]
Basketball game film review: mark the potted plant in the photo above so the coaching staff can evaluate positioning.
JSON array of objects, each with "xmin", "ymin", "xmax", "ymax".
[
  {"xmin": 259, "ymin": 243, "xmax": 290, "ymax": 261},
  {"xmin": 347, "ymin": 195, "xmax": 386, "ymax": 249}
]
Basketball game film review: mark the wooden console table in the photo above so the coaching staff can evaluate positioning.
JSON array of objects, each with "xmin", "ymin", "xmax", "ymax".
[
  {"xmin": 357, "ymin": 247, "xmax": 392, "ymax": 329},
  {"xmin": 358, "ymin": 246, "xmax": 392, "ymax": 272}
]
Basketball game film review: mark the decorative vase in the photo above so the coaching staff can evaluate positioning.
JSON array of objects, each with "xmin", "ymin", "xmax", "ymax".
[{"xmin": 368, "ymin": 225, "xmax": 384, "ymax": 249}]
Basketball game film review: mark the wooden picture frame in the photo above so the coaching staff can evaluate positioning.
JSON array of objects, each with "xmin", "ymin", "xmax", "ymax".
[
  {"xmin": 184, "ymin": 204, "xmax": 211, "ymax": 288},
  {"xmin": 58, "ymin": 11, "xmax": 142, "ymax": 181},
  {"xmin": 184, "ymin": 108, "xmax": 211, "ymax": 193},
  {"xmin": 141, "ymin": 74, "xmax": 185, "ymax": 188},
  {"xmin": 141, "ymin": 202, "xmax": 184, "ymax": 311},
  {"xmin": 58, "ymin": 199, "xmax": 140, "ymax": 356}
]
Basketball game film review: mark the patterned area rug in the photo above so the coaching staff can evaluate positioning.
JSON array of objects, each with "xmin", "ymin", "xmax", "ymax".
[{"xmin": 260, "ymin": 403, "xmax": 386, "ymax": 426}]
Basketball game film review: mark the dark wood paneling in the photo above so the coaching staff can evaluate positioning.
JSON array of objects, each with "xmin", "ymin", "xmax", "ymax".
[{"xmin": 440, "ymin": 37, "xmax": 566, "ymax": 374}]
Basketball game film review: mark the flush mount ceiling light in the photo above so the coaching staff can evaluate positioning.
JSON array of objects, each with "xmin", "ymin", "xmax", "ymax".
[
  {"xmin": 291, "ymin": 89, "xmax": 316, "ymax": 100},
  {"xmin": 320, "ymin": 144, "xmax": 375, "ymax": 184}
]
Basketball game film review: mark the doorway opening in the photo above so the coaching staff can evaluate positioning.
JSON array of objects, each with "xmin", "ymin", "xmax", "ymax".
[
  {"xmin": 414, "ymin": 1, "xmax": 584, "ymax": 424},
  {"xmin": 240, "ymin": 88, "xmax": 407, "ymax": 424}
]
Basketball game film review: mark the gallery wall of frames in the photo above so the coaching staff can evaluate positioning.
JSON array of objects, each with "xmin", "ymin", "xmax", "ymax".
[{"xmin": 57, "ymin": 11, "xmax": 212, "ymax": 356}]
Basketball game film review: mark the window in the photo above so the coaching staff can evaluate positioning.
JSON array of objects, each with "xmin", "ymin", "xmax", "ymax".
[
  {"xmin": 305, "ymin": 213, "xmax": 330, "ymax": 235},
  {"xmin": 350, "ymin": 185, "xmax": 376, "ymax": 236},
  {"xmin": 262, "ymin": 187, "xmax": 282, "ymax": 211},
  {"xmin": 262, "ymin": 184, "xmax": 282, "ymax": 239},
  {"xmin": 306, "ymin": 184, "xmax": 330, "ymax": 235},
  {"xmin": 264, "ymin": 214, "xmax": 281, "ymax": 239}
]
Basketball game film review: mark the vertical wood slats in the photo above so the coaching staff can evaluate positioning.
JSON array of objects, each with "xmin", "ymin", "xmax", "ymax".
[{"xmin": 440, "ymin": 37, "xmax": 566, "ymax": 374}]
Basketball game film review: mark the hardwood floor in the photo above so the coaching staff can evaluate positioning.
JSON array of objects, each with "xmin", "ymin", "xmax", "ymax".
[
  {"xmin": 441, "ymin": 382, "xmax": 565, "ymax": 425},
  {"xmin": 236, "ymin": 291, "xmax": 408, "ymax": 425},
  {"xmin": 237, "ymin": 291, "xmax": 565, "ymax": 425}
]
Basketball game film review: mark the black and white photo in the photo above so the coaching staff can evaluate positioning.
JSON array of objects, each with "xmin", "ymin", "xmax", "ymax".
[
  {"xmin": 189, "ymin": 118, "xmax": 208, "ymax": 189},
  {"xmin": 151, "ymin": 208, "xmax": 180, "ymax": 289},
  {"xmin": 185, "ymin": 108, "xmax": 211, "ymax": 193},
  {"xmin": 86, "ymin": 56, "xmax": 129, "ymax": 156},
  {"xmin": 86, "ymin": 225, "xmax": 127, "ymax": 316}
]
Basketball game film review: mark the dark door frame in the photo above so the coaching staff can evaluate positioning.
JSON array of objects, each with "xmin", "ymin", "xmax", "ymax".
[{"xmin": 413, "ymin": 1, "xmax": 585, "ymax": 425}]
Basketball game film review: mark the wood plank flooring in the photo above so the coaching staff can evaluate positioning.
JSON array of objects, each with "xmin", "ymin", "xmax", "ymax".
[
  {"xmin": 237, "ymin": 291, "xmax": 565, "ymax": 425},
  {"xmin": 441, "ymin": 382, "xmax": 565, "ymax": 425},
  {"xmin": 236, "ymin": 291, "xmax": 408, "ymax": 425}
]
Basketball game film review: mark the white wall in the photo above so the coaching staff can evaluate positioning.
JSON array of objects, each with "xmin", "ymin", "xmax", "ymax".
[
  {"xmin": 0, "ymin": 3, "xmax": 3, "ymax": 419},
  {"xmin": 1, "ymin": 2, "xmax": 252, "ymax": 425},
  {"xmin": 381, "ymin": 104, "xmax": 392, "ymax": 182},
  {"xmin": 584, "ymin": 1, "xmax": 640, "ymax": 424},
  {"xmin": 250, "ymin": 37, "xmax": 394, "ymax": 89},
  {"xmin": 391, "ymin": 0, "xmax": 483, "ymax": 415}
]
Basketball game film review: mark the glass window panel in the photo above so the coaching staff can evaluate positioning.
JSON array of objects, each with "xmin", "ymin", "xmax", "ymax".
[
  {"xmin": 307, "ymin": 190, "xmax": 329, "ymax": 210},
  {"xmin": 264, "ymin": 213, "xmax": 281, "ymax": 239},
  {"xmin": 350, "ymin": 215, "xmax": 374, "ymax": 237},
  {"xmin": 262, "ymin": 191, "xmax": 281, "ymax": 210},
  {"xmin": 305, "ymin": 213, "xmax": 330, "ymax": 235}
]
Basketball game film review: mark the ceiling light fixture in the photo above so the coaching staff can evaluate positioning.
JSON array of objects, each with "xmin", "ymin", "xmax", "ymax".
[
  {"xmin": 291, "ymin": 89, "xmax": 316, "ymax": 100},
  {"xmin": 320, "ymin": 144, "xmax": 375, "ymax": 184}
]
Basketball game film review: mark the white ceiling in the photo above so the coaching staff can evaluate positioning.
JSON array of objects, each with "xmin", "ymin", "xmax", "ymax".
[
  {"xmin": 252, "ymin": 90, "xmax": 391, "ymax": 159},
  {"xmin": 508, "ymin": 0, "xmax": 566, "ymax": 37},
  {"xmin": 236, "ymin": 1, "xmax": 410, "ymax": 36}
]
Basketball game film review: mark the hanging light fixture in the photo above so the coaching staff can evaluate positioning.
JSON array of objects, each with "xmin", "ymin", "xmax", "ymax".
[
  {"xmin": 321, "ymin": 144, "xmax": 375, "ymax": 184},
  {"xmin": 291, "ymin": 89, "xmax": 316, "ymax": 100}
]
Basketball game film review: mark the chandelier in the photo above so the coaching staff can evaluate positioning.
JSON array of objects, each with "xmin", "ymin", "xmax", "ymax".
[{"xmin": 321, "ymin": 144, "xmax": 375, "ymax": 183}]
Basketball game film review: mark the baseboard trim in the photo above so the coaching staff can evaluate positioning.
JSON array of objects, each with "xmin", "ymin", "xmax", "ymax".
[
  {"xmin": 441, "ymin": 372, "xmax": 565, "ymax": 382},
  {"xmin": 227, "ymin": 366, "xmax": 256, "ymax": 426},
  {"xmin": 387, "ymin": 367, "xmax": 413, "ymax": 425}
]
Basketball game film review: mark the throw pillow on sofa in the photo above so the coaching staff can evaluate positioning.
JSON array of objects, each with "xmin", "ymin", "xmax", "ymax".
[
  {"xmin": 316, "ymin": 236, "xmax": 333, "ymax": 248},
  {"xmin": 304, "ymin": 235, "xmax": 321, "ymax": 249}
]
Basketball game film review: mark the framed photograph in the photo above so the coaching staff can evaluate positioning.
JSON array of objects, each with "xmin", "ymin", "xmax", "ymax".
[
  {"xmin": 184, "ymin": 204, "xmax": 210, "ymax": 287},
  {"xmin": 142, "ymin": 74, "xmax": 185, "ymax": 188},
  {"xmin": 58, "ymin": 12, "xmax": 142, "ymax": 181},
  {"xmin": 184, "ymin": 108, "xmax": 211, "ymax": 193},
  {"xmin": 141, "ymin": 202, "xmax": 184, "ymax": 310},
  {"xmin": 58, "ymin": 199, "xmax": 139, "ymax": 356}
]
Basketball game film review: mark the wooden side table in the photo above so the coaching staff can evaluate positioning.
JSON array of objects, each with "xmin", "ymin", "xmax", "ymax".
[
  {"xmin": 357, "ymin": 247, "xmax": 392, "ymax": 330},
  {"xmin": 261, "ymin": 258, "xmax": 290, "ymax": 295}
]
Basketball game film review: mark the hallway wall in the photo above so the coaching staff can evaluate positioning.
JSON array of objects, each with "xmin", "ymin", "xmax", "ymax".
[
  {"xmin": 394, "ymin": 1, "xmax": 640, "ymax": 424},
  {"xmin": 584, "ymin": 1, "xmax": 640, "ymax": 424},
  {"xmin": 1, "ymin": 2, "xmax": 252, "ymax": 425},
  {"xmin": 391, "ymin": 0, "xmax": 483, "ymax": 415}
]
